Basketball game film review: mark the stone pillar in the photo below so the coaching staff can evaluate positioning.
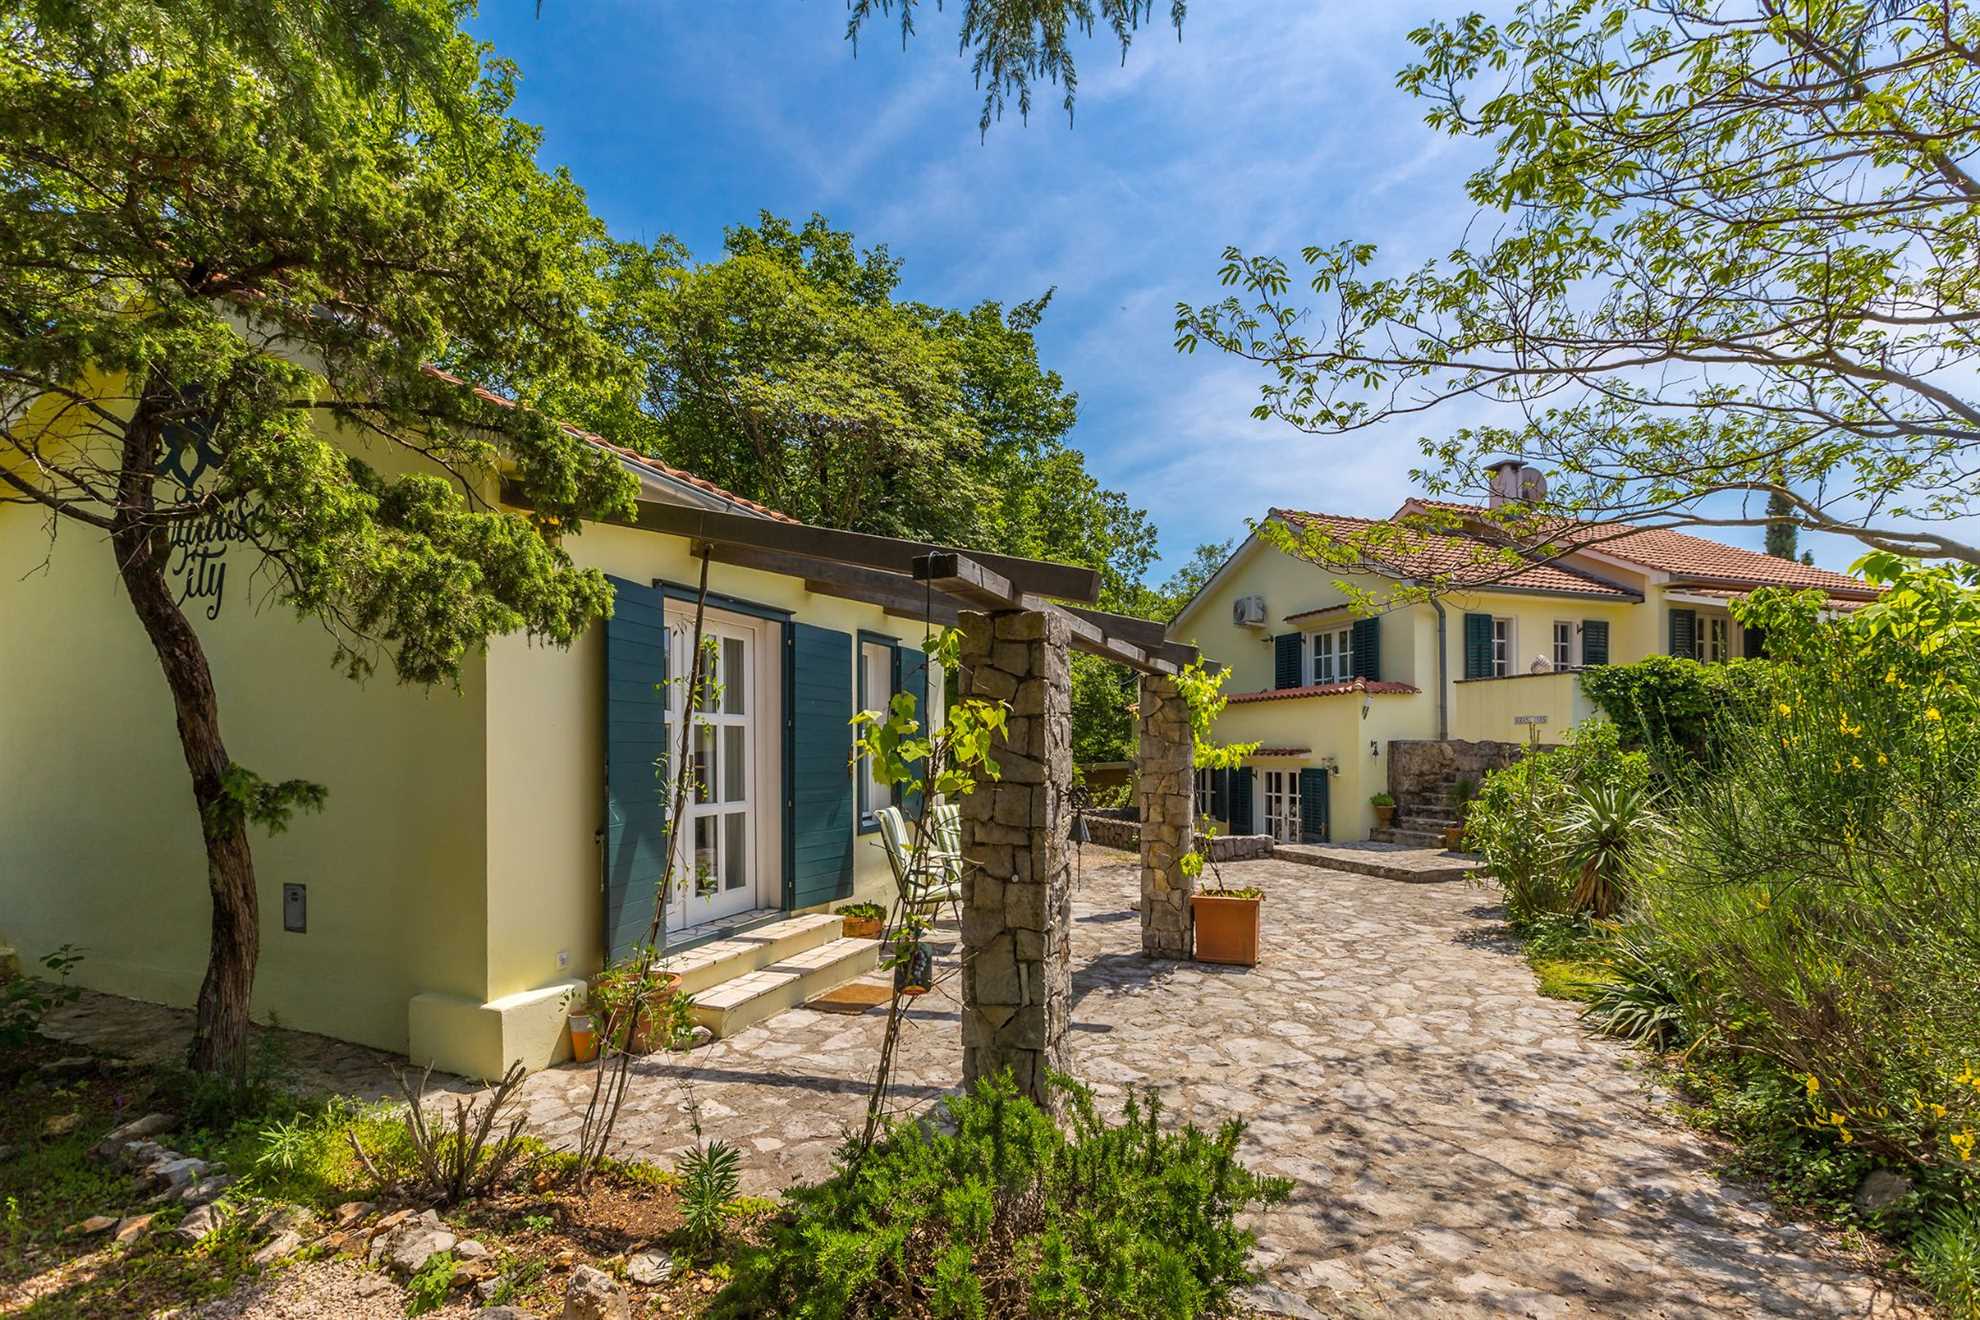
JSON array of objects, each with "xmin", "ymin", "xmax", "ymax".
[
  {"xmin": 1137, "ymin": 672, "xmax": 1195, "ymax": 958},
  {"xmin": 958, "ymin": 607, "xmax": 1073, "ymax": 1111}
]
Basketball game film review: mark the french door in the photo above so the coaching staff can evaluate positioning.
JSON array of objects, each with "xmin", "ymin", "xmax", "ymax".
[
  {"xmin": 1262, "ymin": 770, "xmax": 1302, "ymax": 844},
  {"xmin": 666, "ymin": 615, "xmax": 760, "ymax": 930}
]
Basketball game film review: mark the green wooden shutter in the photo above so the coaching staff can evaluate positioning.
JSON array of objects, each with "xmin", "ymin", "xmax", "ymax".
[
  {"xmin": 896, "ymin": 641, "xmax": 930, "ymax": 820},
  {"xmin": 1350, "ymin": 617, "xmax": 1381, "ymax": 681},
  {"xmin": 1227, "ymin": 768, "xmax": 1255, "ymax": 835},
  {"xmin": 1298, "ymin": 768, "xmax": 1330, "ymax": 844},
  {"xmin": 1581, "ymin": 620, "xmax": 1609, "ymax": 667},
  {"xmin": 1463, "ymin": 613, "xmax": 1495, "ymax": 679},
  {"xmin": 785, "ymin": 622, "xmax": 855, "ymax": 909},
  {"xmin": 1274, "ymin": 633, "xmax": 1304, "ymax": 689},
  {"xmin": 603, "ymin": 576, "xmax": 670, "ymax": 964},
  {"xmin": 1669, "ymin": 608, "xmax": 1697, "ymax": 659}
]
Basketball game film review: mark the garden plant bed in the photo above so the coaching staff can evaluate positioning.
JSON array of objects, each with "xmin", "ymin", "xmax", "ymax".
[{"xmin": 0, "ymin": 1034, "xmax": 771, "ymax": 1319}]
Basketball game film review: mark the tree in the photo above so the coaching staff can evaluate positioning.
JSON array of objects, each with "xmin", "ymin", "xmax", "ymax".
[
  {"xmin": 554, "ymin": 212, "xmax": 1164, "ymax": 763},
  {"xmin": 845, "ymin": 0, "xmax": 1187, "ymax": 134},
  {"xmin": 0, "ymin": 0, "xmax": 636, "ymax": 1072},
  {"xmin": 1765, "ymin": 489, "xmax": 1799, "ymax": 562},
  {"xmin": 1179, "ymin": 1, "xmax": 1980, "ymax": 569}
]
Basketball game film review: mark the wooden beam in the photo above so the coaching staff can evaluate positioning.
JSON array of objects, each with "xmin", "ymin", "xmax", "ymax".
[{"xmin": 626, "ymin": 498, "xmax": 1101, "ymax": 603}]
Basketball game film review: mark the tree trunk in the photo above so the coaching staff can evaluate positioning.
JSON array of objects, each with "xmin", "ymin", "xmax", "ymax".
[{"xmin": 112, "ymin": 385, "xmax": 260, "ymax": 1077}]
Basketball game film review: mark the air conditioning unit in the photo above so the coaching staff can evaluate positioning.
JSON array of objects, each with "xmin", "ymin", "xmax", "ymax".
[{"xmin": 1232, "ymin": 594, "xmax": 1268, "ymax": 628}]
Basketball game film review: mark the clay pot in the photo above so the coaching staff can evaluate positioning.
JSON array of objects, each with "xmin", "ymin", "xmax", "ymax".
[
  {"xmin": 1373, "ymin": 804, "xmax": 1396, "ymax": 829},
  {"xmin": 594, "ymin": 971, "xmax": 685, "ymax": 1055},
  {"xmin": 567, "ymin": 1013, "xmax": 597, "ymax": 1064},
  {"xmin": 1191, "ymin": 892, "xmax": 1262, "ymax": 967},
  {"xmin": 842, "ymin": 914, "xmax": 884, "ymax": 940}
]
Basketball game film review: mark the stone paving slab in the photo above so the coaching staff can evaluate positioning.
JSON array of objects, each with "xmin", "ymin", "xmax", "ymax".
[
  {"xmin": 40, "ymin": 848, "xmax": 1916, "ymax": 1316},
  {"xmin": 1274, "ymin": 840, "xmax": 1485, "ymax": 883}
]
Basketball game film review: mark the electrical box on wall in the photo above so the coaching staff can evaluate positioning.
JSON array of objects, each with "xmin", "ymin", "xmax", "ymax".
[{"xmin": 282, "ymin": 884, "xmax": 306, "ymax": 933}]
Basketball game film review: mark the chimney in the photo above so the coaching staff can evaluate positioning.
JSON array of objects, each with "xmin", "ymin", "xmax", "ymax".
[{"xmin": 1486, "ymin": 459, "xmax": 1525, "ymax": 509}]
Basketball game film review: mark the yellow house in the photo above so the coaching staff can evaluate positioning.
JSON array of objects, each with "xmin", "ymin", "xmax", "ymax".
[
  {"xmin": 0, "ymin": 387, "xmax": 1114, "ymax": 1081},
  {"xmin": 1167, "ymin": 475, "xmax": 1878, "ymax": 845}
]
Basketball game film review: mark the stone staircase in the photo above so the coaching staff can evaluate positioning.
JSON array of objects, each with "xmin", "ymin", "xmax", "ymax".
[
  {"xmin": 1369, "ymin": 773, "xmax": 1479, "ymax": 848},
  {"xmin": 657, "ymin": 912, "xmax": 879, "ymax": 1039}
]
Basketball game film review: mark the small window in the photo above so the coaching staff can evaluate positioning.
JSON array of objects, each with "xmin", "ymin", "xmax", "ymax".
[
  {"xmin": 1705, "ymin": 616, "xmax": 1729, "ymax": 664},
  {"xmin": 857, "ymin": 640, "xmax": 894, "ymax": 823},
  {"xmin": 1492, "ymin": 618, "xmax": 1514, "ymax": 677},
  {"xmin": 1310, "ymin": 626, "xmax": 1353, "ymax": 683},
  {"xmin": 1552, "ymin": 621, "xmax": 1576, "ymax": 670}
]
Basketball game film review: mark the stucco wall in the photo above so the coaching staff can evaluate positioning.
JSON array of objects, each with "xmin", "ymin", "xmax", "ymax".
[
  {"xmin": 1450, "ymin": 670, "xmax": 1602, "ymax": 745},
  {"xmin": 0, "ymin": 442, "xmax": 491, "ymax": 1058}
]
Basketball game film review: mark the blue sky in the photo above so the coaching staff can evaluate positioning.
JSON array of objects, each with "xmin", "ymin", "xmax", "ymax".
[{"xmin": 468, "ymin": 2, "xmax": 1857, "ymax": 577}]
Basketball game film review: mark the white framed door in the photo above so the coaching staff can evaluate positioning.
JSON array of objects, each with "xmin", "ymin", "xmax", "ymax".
[
  {"xmin": 664, "ymin": 610, "xmax": 771, "ymax": 930},
  {"xmin": 1262, "ymin": 770, "xmax": 1302, "ymax": 844}
]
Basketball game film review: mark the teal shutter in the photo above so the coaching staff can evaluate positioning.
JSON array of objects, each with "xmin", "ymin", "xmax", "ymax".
[
  {"xmin": 603, "ymin": 576, "xmax": 670, "ymax": 965},
  {"xmin": 1227, "ymin": 768, "xmax": 1255, "ymax": 835},
  {"xmin": 1582, "ymin": 620, "xmax": 1609, "ymax": 666},
  {"xmin": 1669, "ymin": 608, "xmax": 1697, "ymax": 659},
  {"xmin": 1298, "ymin": 768, "xmax": 1330, "ymax": 844},
  {"xmin": 1274, "ymin": 633, "xmax": 1304, "ymax": 689},
  {"xmin": 1463, "ymin": 613, "xmax": 1494, "ymax": 679},
  {"xmin": 785, "ymin": 623, "xmax": 855, "ymax": 909},
  {"xmin": 1350, "ymin": 617, "xmax": 1381, "ymax": 681},
  {"xmin": 896, "ymin": 641, "xmax": 930, "ymax": 820}
]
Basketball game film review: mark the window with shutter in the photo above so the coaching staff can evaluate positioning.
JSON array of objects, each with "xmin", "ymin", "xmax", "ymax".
[
  {"xmin": 1581, "ymin": 620, "xmax": 1610, "ymax": 666},
  {"xmin": 603, "ymin": 577, "xmax": 671, "ymax": 964},
  {"xmin": 786, "ymin": 623, "xmax": 855, "ymax": 910},
  {"xmin": 1274, "ymin": 633, "xmax": 1304, "ymax": 689},
  {"xmin": 1350, "ymin": 617, "xmax": 1380, "ymax": 681},
  {"xmin": 1669, "ymin": 608, "xmax": 1697, "ymax": 659},
  {"xmin": 1463, "ymin": 613, "xmax": 1494, "ymax": 679},
  {"xmin": 1227, "ymin": 768, "xmax": 1255, "ymax": 835}
]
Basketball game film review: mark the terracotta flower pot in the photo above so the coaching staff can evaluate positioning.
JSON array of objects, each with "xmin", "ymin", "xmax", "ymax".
[
  {"xmin": 1373, "ymin": 804, "xmax": 1396, "ymax": 829},
  {"xmin": 842, "ymin": 915, "xmax": 883, "ymax": 940},
  {"xmin": 1442, "ymin": 824, "xmax": 1465, "ymax": 851},
  {"xmin": 1191, "ymin": 892, "xmax": 1262, "ymax": 967},
  {"xmin": 594, "ymin": 971, "xmax": 685, "ymax": 1055}
]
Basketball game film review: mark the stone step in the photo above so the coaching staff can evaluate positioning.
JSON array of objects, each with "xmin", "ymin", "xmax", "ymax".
[
  {"xmin": 658, "ymin": 912, "xmax": 846, "ymax": 998},
  {"xmin": 1369, "ymin": 826, "xmax": 1452, "ymax": 848},
  {"xmin": 1275, "ymin": 842, "xmax": 1484, "ymax": 884},
  {"xmin": 687, "ymin": 937, "xmax": 881, "ymax": 1038}
]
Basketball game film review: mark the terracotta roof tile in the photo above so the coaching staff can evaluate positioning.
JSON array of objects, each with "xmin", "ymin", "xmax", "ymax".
[
  {"xmin": 420, "ymin": 366, "xmax": 798, "ymax": 523},
  {"xmin": 1271, "ymin": 509, "xmax": 1637, "ymax": 600},
  {"xmin": 1403, "ymin": 499, "xmax": 1876, "ymax": 599},
  {"xmin": 1227, "ymin": 679, "xmax": 1421, "ymax": 704}
]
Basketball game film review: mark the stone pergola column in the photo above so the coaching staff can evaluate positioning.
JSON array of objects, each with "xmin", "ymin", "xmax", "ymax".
[
  {"xmin": 958, "ymin": 607, "xmax": 1073, "ymax": 1111},
  {"xmin": 1137, "ymin": 672, "xmax": 1195, "ymax": 958}
]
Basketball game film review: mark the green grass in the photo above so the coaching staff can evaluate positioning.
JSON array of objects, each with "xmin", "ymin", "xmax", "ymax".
[{"xmin": 1527, "ymin": 955, "xmax": 1617, "ymax": 1002}]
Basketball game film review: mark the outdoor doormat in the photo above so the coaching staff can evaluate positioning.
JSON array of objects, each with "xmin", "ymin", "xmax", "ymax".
[{"xmin": 807, "ymin": 982, "xmax": 893, "ymax": 1013}]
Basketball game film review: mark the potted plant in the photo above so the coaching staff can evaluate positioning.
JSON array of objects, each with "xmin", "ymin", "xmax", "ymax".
[
  {"xmin": 1370, "ymin": 790, "xmax": 1396, "ymax": 829},
  {"xmin": 1189, "ymin": 872, "xmax": 1265, "ymax": 966},
  {"xmin": 839, "ymin": 901, "xmax": 886, "ymax": 940},
  {"xmin": 591, "ymin": 952, "xmax": 690, "ymax": 1055},
  {"xmin": 1174, "ymin": 661, "xmax": 1265, "ymax": 966},
  {"xmin": 1443, "ymin": 776, "xmax": 1478, "ymax": 850}
]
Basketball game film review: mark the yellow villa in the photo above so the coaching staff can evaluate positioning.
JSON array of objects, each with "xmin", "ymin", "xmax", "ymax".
[
  {"xmin": 1166, "ymin": 462, "xmax": 1878, "ymax": 846},
  {"xmin": 0, "ymin": 379, "xmax": 1142, "ymax": 1081}
]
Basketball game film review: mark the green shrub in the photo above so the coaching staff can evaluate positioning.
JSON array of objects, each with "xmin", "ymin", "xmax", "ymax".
[
  {"xmin": 678, "ymin": 1139, "xmax": 743, "ymax": 1261},
  {"xmin": 1579, "ymin": 655, "xmax": 1777, "ymax": 767},
  {"xmin": 1913, "ymin": 1205, "xmax": 1980, "ymax": 1319},
  {"xmin": 1465, "ymin": 722, "xmax": 1650, "ymax": 926},
  {"xmin": 713, "ymin": 1072, "xmax": 1291, "ymax": 1319},
  {"xmin": 0, "ymin": 945, "xmax": 83, "ymax": 1048}
]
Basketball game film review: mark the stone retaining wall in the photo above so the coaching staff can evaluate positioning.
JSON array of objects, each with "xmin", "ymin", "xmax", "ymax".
[
  {"xmin": 1387, "ymin": 738, "xmax": 1525, "ymax": 800},
  {"xmin": 1079, "ymin": 810, "xmax": 1272, "ymax": 863}
]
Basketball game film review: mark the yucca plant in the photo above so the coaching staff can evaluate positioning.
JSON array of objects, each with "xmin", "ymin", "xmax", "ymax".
[
  {"xmin": 1555, "ymin": 780, "xmax": 1667, "ymax": 919},
  {"xmin": 678, "ymin": 1139, "xmax": 743, "ymax": 1261}
]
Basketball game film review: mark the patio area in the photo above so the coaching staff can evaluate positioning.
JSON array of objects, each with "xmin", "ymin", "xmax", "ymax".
[{"xmin": 45, "ymin": 848, "xmax": 1910, "ymax": 1317}]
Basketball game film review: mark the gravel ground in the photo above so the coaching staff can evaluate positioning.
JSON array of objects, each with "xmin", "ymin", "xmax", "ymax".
[{"xmin": 181, "ymin": 1258, "xmax": 477, "ymax": 1319}]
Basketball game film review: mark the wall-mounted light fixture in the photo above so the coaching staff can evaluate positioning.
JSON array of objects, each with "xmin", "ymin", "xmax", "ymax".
[{"xmin": 1369, "ymin": 739, "xmax": 1380, "ymax": 759}]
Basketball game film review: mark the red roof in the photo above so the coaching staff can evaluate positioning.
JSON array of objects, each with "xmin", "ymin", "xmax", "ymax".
[
  {"xmin": 1403, "ymin": 499, "xmax": 1875, "ymax": 599},
  {"xmin": 1271, "ymin": 509, "xmax": 1636, "ymax": 599},
  {"xmin": 421, "ymin": 366, "xmax": 797, "ymax": 524},
  {"xmin": 1227, "ymin": 679, "xmax": 1421, "ymax": 704}
]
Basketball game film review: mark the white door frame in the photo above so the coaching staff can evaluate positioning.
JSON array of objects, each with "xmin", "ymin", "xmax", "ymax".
[{"xmin": 662, "ymin": 604, "xmax": 783, "ymax": 932}]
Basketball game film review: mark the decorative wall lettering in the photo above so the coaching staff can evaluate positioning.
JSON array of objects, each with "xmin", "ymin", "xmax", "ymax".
[{"xmin": 155, "ymin": 420, "xmax": 253, "ymax": 621}]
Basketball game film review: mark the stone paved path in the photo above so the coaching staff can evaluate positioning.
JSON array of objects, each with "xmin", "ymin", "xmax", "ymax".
[{"xmin": 44, "ymin": 851, "xmax": 1916, "ymax": 1317}]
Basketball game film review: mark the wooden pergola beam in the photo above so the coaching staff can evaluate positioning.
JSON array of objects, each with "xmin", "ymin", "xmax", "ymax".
[{"xmin": 630, "ymin": 499, "xmax": 1101, "ymax": 603}]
